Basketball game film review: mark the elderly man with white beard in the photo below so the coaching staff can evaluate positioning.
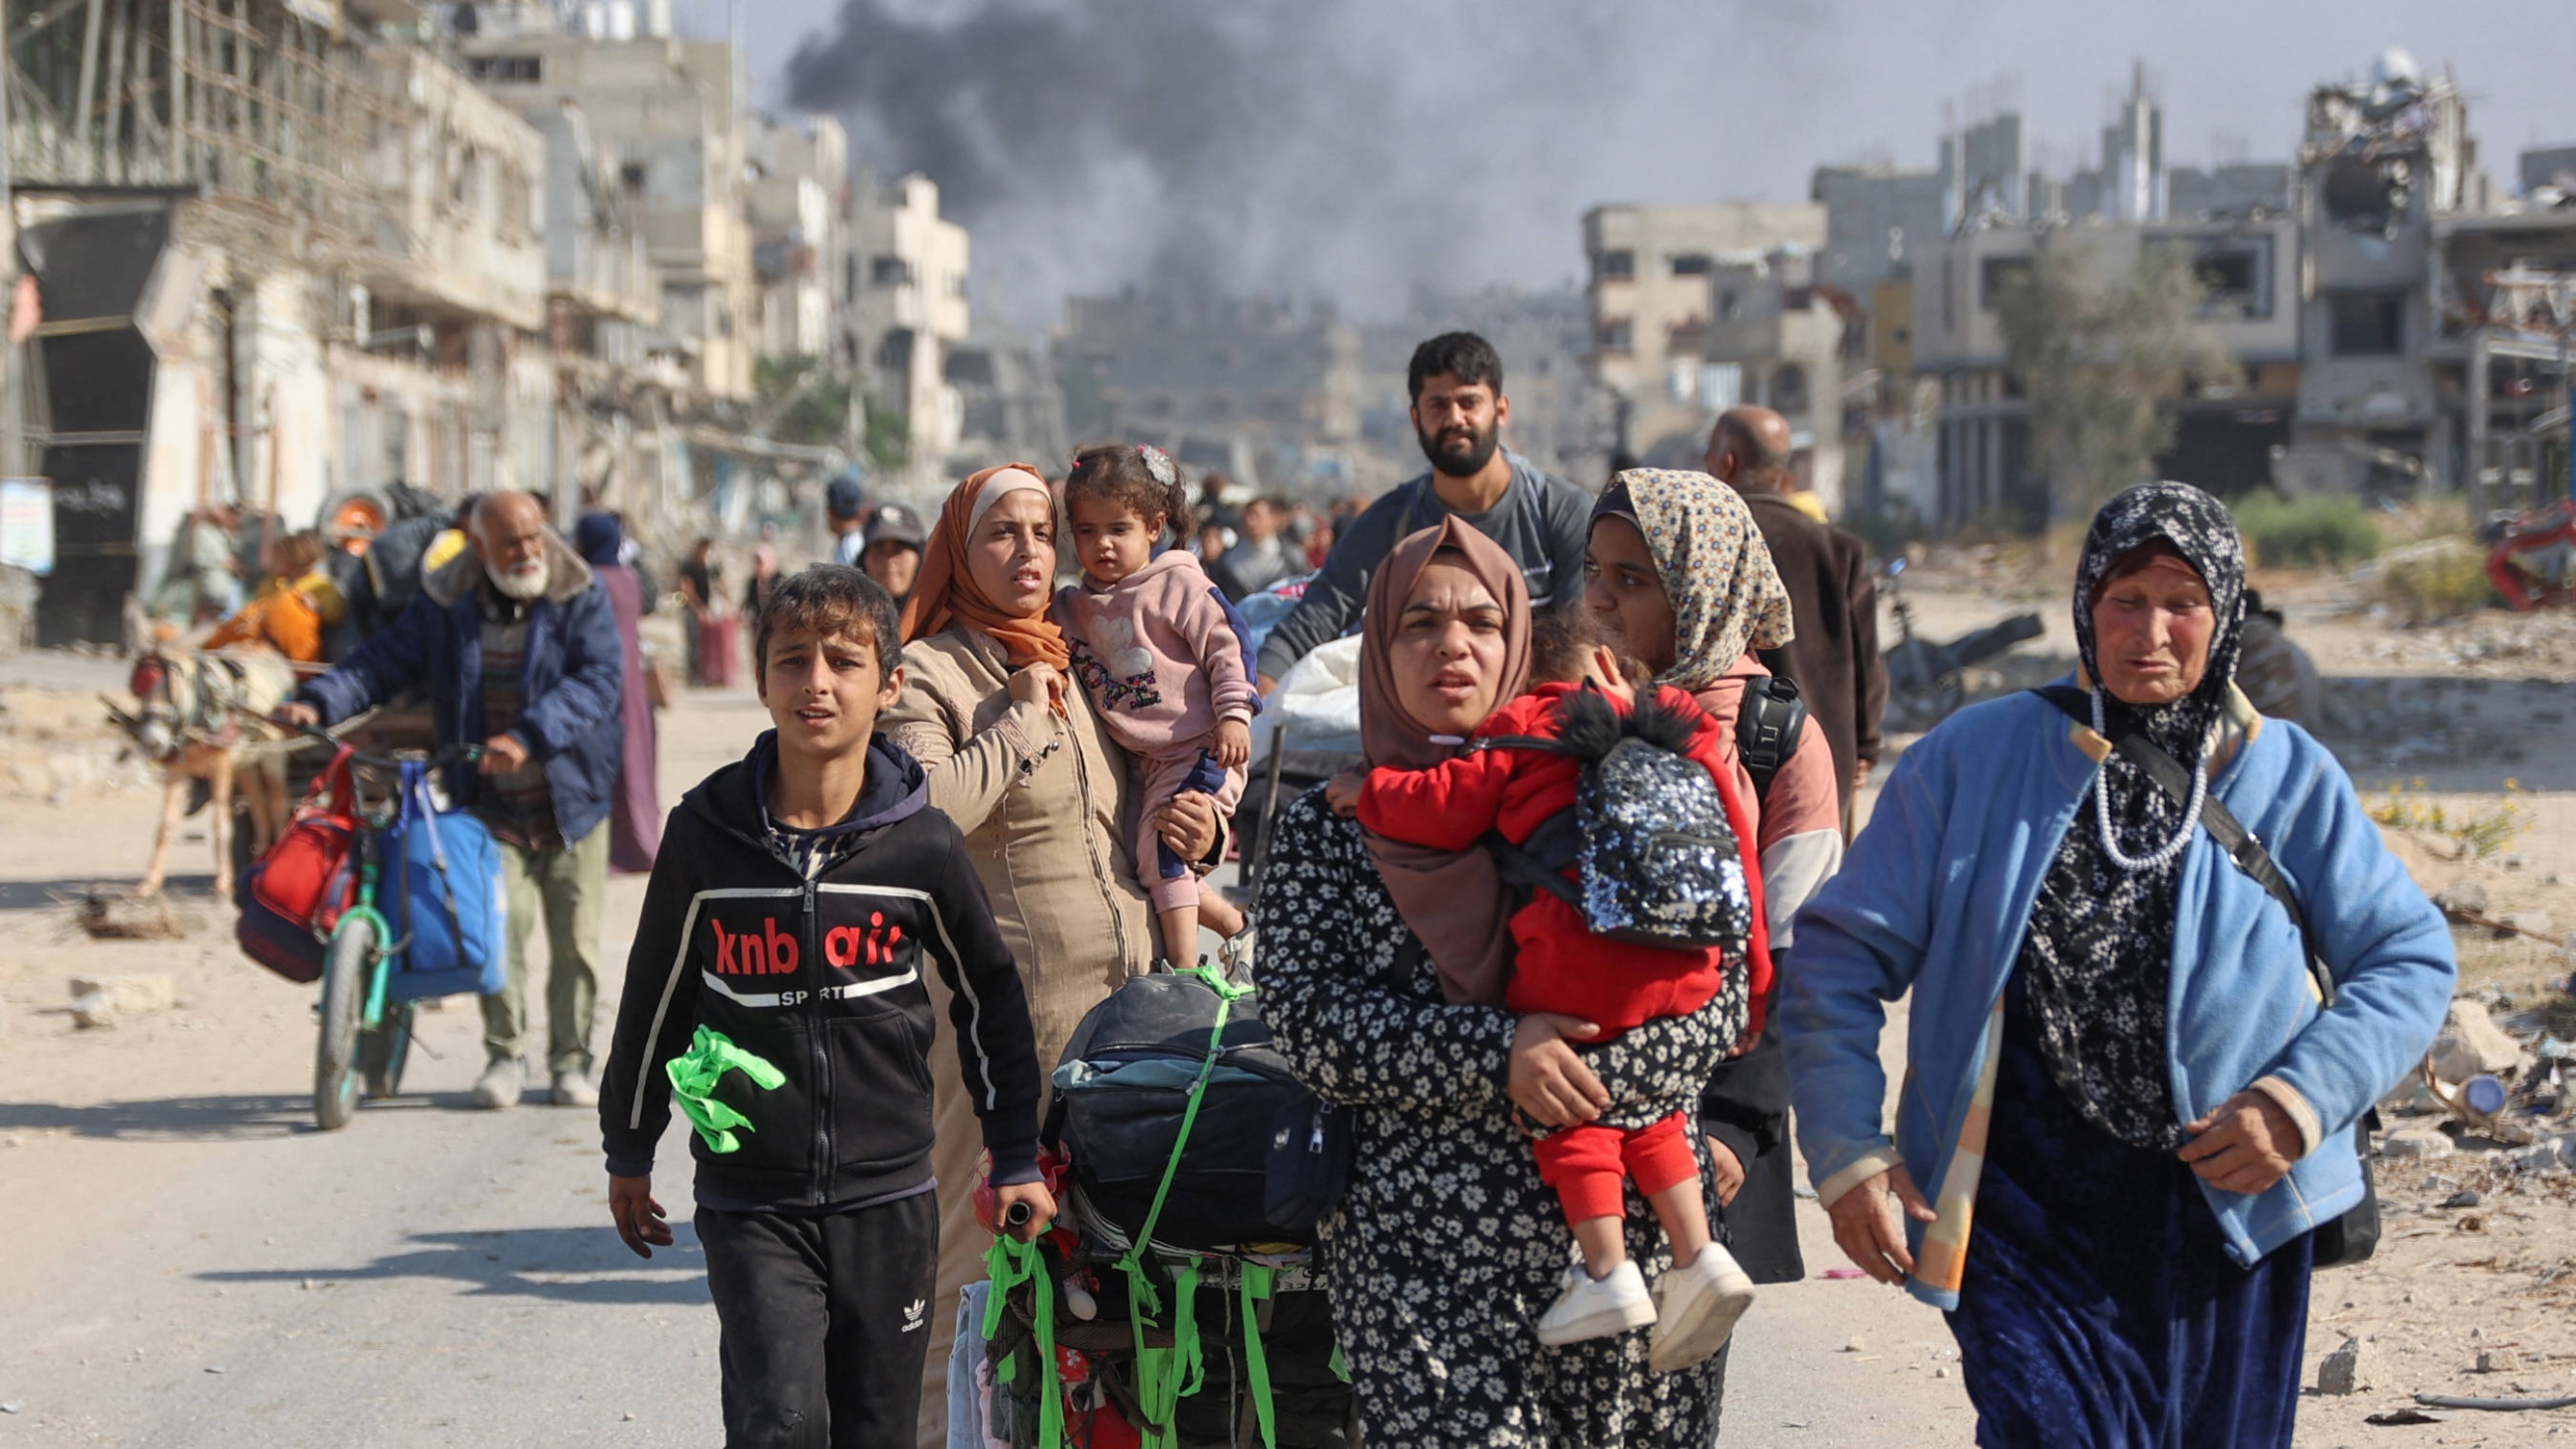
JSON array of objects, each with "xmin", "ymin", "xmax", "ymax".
[{"xmin": 280, "ymin": 492, "xmax": 626, "ymax": 1109}]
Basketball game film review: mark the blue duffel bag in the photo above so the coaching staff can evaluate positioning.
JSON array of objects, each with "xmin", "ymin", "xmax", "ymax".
[{"xmin": 379, "ymin": 762, "xmax": 508, "ymax": 1002}]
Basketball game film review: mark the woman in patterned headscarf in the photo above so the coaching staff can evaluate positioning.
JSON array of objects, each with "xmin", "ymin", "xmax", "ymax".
[
  {"xmin": 1582, "ymin": 468, "xmax": 1846, "ymax": 1290},
  {"xmin": 1783, "ymin": 483, "xmax": 2454, "ymax": 1447}
]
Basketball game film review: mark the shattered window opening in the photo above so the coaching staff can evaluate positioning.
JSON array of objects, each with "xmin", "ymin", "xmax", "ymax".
[{"xmin": 2326, "ymin": 289, "xmax": 2406, "ymax": 357}]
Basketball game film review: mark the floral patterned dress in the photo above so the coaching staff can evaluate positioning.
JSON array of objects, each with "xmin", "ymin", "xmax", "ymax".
[{"xmin": 1256, "ymin": 791, "xmax": 1733, "ymax": 1446}]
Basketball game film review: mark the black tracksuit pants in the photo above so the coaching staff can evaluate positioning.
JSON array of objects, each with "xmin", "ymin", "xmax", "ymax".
[{"xmin": 697, "ymin": 1192, "xmax": 939, "ymax": 1449}]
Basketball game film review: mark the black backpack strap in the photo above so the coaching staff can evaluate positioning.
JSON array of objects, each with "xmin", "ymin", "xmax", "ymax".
[
  {"xmin": 2028, "ymin": 687, "xmax": 2334, "ymax": 1007},
  {"xmin": 1485, "ymin": 829, "xmax": 1584, "ymax": 913},
  {"xmin": 1474, "ymin": 733, "xmax": 1574, "ymax": 755},
  {"xmin": 1736, "ymin": 670, "xmax": 1807, "ymax": 801}
]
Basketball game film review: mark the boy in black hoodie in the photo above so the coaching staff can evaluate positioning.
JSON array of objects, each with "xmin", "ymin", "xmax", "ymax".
[{"xmin": 599, "ymin": 566, "xmax": 1052, "ymax": 1448}]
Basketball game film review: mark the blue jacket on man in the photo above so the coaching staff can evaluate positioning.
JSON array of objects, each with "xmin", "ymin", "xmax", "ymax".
[{"xmin": 298, "ymin": 527, "xmax": 625, "ymax": 845}]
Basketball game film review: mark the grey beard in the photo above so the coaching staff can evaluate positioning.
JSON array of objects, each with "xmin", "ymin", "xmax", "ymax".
[{"xmin": 488, "ymin": 560, "xmax": 550, "ymax": 601}]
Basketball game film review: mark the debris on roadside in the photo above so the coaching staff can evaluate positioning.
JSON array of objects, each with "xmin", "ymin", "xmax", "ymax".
[
  {"xmin": 64, "ymin": 971, "xmax": 176, "ymax": 1030},
  {"xmin": 2382, "ymin": 1127, "xmax": 2455, "ymax": 1160},
  {"xmin": 70, "ymin": 888, "xmax": 186, "ymax": 942},
  {"xmin": 2433, "ymin": 879, "xmax": 2493, "ymax": 916},
  {"xmin": 2427, "ymin": 1000, "xmax": 2526, "ymax": 1082},
  {"xmin": 2414, "ymin": 1392, "xmax": 2576, "ymax": 1412},
  {"xmin": 2316, "ymin": 1337, "xmax": 2367, "ymax": 1395}
]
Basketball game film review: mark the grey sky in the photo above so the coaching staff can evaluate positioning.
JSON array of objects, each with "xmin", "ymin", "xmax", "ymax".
[{"xmin": 679, "ymin": 0, "xmax": 2569, "ymax": 323}]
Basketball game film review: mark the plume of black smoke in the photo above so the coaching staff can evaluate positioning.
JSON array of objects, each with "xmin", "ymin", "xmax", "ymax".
[{"xmin": 788, "ymin": 0, "xmax": 1833, "ymax": 321}]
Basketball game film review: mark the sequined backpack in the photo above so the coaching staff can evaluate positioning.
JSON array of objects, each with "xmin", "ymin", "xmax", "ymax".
[{"xmin": 1481, "ymin": 687, "xmax": 1755, "ymax": 952}]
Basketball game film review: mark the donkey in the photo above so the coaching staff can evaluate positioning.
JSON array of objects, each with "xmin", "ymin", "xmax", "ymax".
[{"xmin": 105, "ymin": 643, "xmax": 301, "ymax": 900}]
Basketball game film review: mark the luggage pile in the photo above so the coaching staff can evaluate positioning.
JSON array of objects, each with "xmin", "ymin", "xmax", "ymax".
[{"xmin": 974, "ymin": 966, "xmax": 1353, "ymax": 1449}]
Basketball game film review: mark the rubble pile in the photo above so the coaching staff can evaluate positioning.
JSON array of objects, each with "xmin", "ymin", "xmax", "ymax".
[
  {"xmin": 2383, "ymin": 984, "xmax": 2576, "ymax": 1169},
  {"xmin": 2350, "ymin": 606, "xmax": 2576, "ymax": 676}
]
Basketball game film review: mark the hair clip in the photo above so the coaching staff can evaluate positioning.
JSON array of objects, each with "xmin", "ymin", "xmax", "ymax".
[{"xmin": 1136, "ymin": 445, "xmax": 1178, "ymax": 489}]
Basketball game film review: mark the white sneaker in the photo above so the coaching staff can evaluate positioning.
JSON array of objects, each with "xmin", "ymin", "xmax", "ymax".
[
  {"xmin": 1534, "ymin": 1260, "xmax": 1656, "ymax": 1347},
  {"xmin": 471, "ymin": 1057, "xmax": 525, "ymax": 1110},
  {"xmin": 549, "ymin": 1070, "xmax": 598, "ymax": 1108},
  {"xmin": 1648, "ymin": 1246, "xmax": 1758, "ymax": 1373}
]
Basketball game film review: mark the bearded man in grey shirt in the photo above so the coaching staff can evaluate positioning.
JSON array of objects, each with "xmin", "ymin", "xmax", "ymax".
[{"xmin": 1253, "ymin": 331, "xmax": 1593, "ymax": 690}]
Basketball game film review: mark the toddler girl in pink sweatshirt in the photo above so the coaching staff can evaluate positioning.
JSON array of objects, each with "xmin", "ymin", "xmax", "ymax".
[{"xmin": 1054, "ymin": 444, "xmax": 1259, "ymax": 965}]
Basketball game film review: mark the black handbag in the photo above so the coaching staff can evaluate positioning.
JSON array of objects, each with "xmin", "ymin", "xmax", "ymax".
[
  {"xmin": 1262, "ymin": 1092, "xmax": 1350, "ymax": 1237},
  {"xmin": 1261, "ymin": 938, "xmax": 1425, "ymax": 1235},
  {"xmin": 2033, "ymin": 687, "xmax": 2381, "ymax": 1268}
]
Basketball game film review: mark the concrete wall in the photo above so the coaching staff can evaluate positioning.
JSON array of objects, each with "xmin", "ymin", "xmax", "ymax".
[{"xmin": 1814, "ymin": 166, "xmax": 1947, "ymax": 292}]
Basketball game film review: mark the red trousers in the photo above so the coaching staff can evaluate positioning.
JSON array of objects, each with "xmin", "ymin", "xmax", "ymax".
[{"xmin": 1531, "ymin": 1111, "xmax": 1698, "ymax": 1228}]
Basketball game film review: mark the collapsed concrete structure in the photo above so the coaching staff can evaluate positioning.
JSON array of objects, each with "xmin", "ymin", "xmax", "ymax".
[
  {"xmin": 0, "ymin": 0, "xmax": 948, "ymax": 646},
  {"xmin": 1853, "ymin": 52, "xmax": 2576, "ymax": 531},
  {"xmin": 8, "ymin": 0, "xmax": 574, "ymax": 645},
  {"xmin": 1579, "ymin": 201, "xmax": 1829, "ymax": 471}
]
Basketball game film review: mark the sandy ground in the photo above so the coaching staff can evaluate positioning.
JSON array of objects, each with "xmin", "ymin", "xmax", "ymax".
[{"xmin": 5, "ymin": 556, "xmax": 2574, "ymax": 1445}]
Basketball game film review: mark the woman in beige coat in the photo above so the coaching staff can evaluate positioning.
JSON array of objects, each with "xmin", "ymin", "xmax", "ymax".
[{"xmin": 880, "ymin": 463, "xmax": 1222, "ymax": 1446}]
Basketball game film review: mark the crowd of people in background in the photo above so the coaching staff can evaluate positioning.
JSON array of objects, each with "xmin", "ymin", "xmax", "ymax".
[{"xmin": 128, "ymin": 320, "xmax": 2455, "ymax": 1448}]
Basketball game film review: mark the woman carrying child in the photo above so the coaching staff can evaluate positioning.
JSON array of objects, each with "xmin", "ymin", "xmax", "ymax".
[
  {"xmin": 1259, "ymin": 517, "xmax": 1737, "ymax": 1444},
  {"xmin": 880, "ymin": 463, "xmax": 1228, "ymax": 1448},
  {"xmin": 1325, "ymin": 609, "xmax": 1766, "ymax": 1369},
  {"xmin": 1051, "ymin": 443, "xmax": 1253, "ymax": 965},
  {"xmin": 1584, "ymin": 468, "xmax": 1845, "ymax": 1296}
]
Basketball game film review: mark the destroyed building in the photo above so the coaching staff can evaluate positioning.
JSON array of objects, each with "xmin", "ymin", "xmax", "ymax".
[
  {"xmin": 7, "ymin": 0, "xmax": 569, "ymax": 645},
  {"xmin": 747, "ymin": 114, "xmax": 847, "ymax": 365},
  {"xmin": 0, "ymin": 0, "xmax": 925, "ymax": 647},
  {"xmin": 940, "ymin": 326, "xmax": 1068, "ymax": 496},
  {"xmin": 847, "ymin": 172, "xmax": 970, "ymax": 491},
  {"xmin": 454, "ymin": 3, "xmax": 757, "ymax": 402},
  {"xmin": 1700, "ymin": 251, "xmax": 1863, "ymax": 513},
  {"xmin": 1053, "ymin": 288, "xmax": 1360, "ymax": 496},
  {"xmin": 1581, "ymin": 201, "xmax": 1828, "ymax": 465},
  {"xmin": 1860, "ymin": 52, "xmax": 2576, "ymax": 530},
  {"xmin": 1907, "ymin": 212, "xmax": 2304, "ymax": 527}
]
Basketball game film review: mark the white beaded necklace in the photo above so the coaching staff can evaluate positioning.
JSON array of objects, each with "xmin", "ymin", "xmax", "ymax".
[{"xmin": 2090, "ymin": 687, "xmax": 2208, "ymax": 872}]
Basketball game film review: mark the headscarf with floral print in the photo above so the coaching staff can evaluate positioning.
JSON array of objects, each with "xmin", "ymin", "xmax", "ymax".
[{"xmin": 1591, "ymin": 469, "xmax": 1794, "ymax": 692}]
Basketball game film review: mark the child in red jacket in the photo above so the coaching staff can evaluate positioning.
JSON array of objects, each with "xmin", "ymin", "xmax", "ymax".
[{"xmin": 1328, "ymin": 614, "xmax": 1768, "ymax": 1372}]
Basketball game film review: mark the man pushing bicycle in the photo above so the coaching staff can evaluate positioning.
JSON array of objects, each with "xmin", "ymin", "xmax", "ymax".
[{"xmin": 277, "ymin": 491, "xmax": 625, "ymax": 1110}]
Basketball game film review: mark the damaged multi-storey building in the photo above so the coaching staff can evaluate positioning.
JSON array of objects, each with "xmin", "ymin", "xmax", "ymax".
[
  {"xmin": 9, "ymin": 0, "xmax": 572, "ymax": 645},
  {"xmin": 2, "ymin": 0, "xmax": 907, "ymax": 647},
  {"xmin": 1580, "ymin": 201, "xmax": 1828, "ymax": 472},
  {"xmin": 1878, "ymin": 51, "xmax": 2576, "ymax": 530}
]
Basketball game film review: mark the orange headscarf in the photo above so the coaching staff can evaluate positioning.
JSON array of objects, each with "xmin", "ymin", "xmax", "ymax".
[{"xmin": 899, "ymin": 463, "xmax": 1071, "ymax": 673}]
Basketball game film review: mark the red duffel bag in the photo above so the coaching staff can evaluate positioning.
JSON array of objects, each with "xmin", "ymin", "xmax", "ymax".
[{"xmin": 236, "ymin": 748, "xmax": 362, "ymax": 984}]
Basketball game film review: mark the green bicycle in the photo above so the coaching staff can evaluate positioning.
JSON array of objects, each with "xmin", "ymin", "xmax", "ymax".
[{"xmin": 299, "ymin": 729, "xmax": 484, "ymax": 1131}]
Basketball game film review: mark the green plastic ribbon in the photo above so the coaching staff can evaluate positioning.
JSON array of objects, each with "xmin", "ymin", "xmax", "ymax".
[
  {"xmin": 664, "ymin": 1025, "xmax": 784, "ymax": 1154},
  {"xmin": 1118, "ymin": 967, "xmax": 1249, "ymax": 1448},
  {"xmin": 982, "ymin": 1235, "xmax": 1063, "ymax": 1449},
  {"xmin": 1135, "ymin": 1255, "xmax": 1207, "ymax": 1444},
  {"xmin": 1240, "ymin": 1264, "xmax": 1278, "ymax": 1449},
  {"xmin": 1330, "ymin": 1343, "xmax": 1349, "ymax": 1385}
]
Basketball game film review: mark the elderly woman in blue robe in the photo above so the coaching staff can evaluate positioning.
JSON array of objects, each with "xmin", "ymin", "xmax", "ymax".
[{"xmin": 1782, "ymin": 482, "xmax": 2453, "ymax": 1447}]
